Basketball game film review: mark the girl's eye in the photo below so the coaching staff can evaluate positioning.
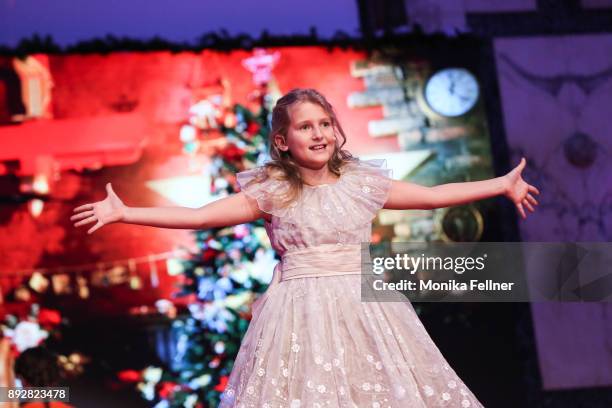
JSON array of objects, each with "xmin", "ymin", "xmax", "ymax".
[{"xmin": 300, "ymin": 122, "xmax": 330, "ymax": 130}]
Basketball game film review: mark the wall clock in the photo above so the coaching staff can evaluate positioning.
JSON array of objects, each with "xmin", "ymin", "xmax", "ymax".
[{"xmin": 423, "ymin": 68, "xmax": 480, "ymax": 117}]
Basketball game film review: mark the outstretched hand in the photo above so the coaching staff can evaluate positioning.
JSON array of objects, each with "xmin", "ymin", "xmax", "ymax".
[
  {"xmin": 71, "ymin": 183, "xmax": 126, "ymax": 234},
  {"xmin": 503, "ymin": 157, "xmax": 540, "ymax": 220}
]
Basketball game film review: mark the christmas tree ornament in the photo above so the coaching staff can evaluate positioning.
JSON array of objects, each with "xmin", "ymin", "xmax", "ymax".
[
  {"xmin": 154, "ymin": 299, "xmax": 176, "ymax": 318},
  {"xmin": 189, "ymin": 99, "xmax": 220, "ymax": 130},
  {"xmin": 166, "ymin": 258, "xmax": 185, "ymax": 276},
  {"xmin": 223, "ymin": 111, "xmax": 237, "ymax": 128},
  {"xmin": 179, "ymin": 124, "xmax": 197, "ymax": 143},
  {"xmin": 142, "ymin": 366, "xmax": 163, "ymax": 384},
  {"xmin": 224, "ymin": 292, "xmax": 251, "ymax": 310},
  {"xmin": 214, "ymin": 341, "xmax": 225, "ymax": 354},
  {"xmin": 208, "ymin": 357, "xmax": 220, "ymax": 368},
  {"xmin": 183, "ymin": 140, "xmax": 200, "ymax": 155}
]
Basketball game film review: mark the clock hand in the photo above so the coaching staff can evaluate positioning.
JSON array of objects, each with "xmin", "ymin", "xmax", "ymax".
[{"xmin": 449, "ymin": 72, "xmax": 458, "ymax": 95}]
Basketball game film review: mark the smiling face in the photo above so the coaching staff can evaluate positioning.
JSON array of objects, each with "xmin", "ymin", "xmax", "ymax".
[{"xmin": 273, "ymin": 101, "xmax": 337, "ymax": 169}]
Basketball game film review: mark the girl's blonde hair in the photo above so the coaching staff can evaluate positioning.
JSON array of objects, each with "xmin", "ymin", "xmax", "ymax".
[{"xmin": 245, "ymin": 88, "xmax": 357, "ymax": 209}]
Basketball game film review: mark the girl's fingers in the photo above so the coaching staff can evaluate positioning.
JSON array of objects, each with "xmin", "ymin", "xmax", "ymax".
[
  {"xmin": 74, "ymin": 215, "xmax": 97, "ymax": 227},
  {"xmin": 516, "ymin": 157, "xmax": 526, "ymax": 172},
  {"xmin": 73, "ymin": 203, "xmax": 93, "ymax": 212},
  {"xmin": 523, "ymin": 198, "xmax": 535, "ymax": 212},
  {"xmin": 517, "ymin": 202, "xmax": 526, "ymax": 219},
  {"xmin": 528, "ymin": 185, "xmax": 540, "ymax": 195},
  {"xmin": 526, "ymin": 193, "xmax": 538, "ymax": 206},
  {"xmin": 88, "ymin": 221, "xmax": 103, "ymax": 235},
  {"xmin": 70, "ymin": 210, "xmax": 94, "ymax": 222}
]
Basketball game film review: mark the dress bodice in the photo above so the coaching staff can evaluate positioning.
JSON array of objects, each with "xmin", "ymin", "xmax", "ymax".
[{"xmin": 236, "ymin": 158, "xmax": 393, "ymax": 257}]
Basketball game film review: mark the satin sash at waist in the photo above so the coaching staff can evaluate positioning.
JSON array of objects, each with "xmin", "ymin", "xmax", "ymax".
[
  {"xmin": 280, "ymin": 243, "xmax": 370, "ymax": 281},
  {"xmin": 250, "ymin": 243, "xmax": 371, "ymax": 319}
]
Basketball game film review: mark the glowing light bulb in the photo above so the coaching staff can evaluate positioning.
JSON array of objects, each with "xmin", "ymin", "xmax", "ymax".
[
  {"xmin": 32, "ymin": 174, "xmax": 49, "ymax": 194},
  {"xmin": 29, "ymin": 199, "xmax": 44, "ymax": 217}
]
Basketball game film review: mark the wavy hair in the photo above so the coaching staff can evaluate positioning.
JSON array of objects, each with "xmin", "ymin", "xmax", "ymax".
[{"xmin": 245, "ymin": 88, "xmax": 357, "ymax": 208}]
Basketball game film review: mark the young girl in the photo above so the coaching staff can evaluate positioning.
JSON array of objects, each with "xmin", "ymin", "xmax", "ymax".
[{"xmin": 72, "ymin": 88, "xmax": 539, "ymax": 407}]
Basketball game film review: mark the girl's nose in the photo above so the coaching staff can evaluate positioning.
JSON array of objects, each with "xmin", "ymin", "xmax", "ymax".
[{"xmin": 311, "ymin": 126, "xmax": 325, "ymax": 138}]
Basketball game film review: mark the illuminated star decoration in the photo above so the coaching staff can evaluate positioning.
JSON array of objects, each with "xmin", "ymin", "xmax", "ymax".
[{"xmin": 241, "ymin": 48, "xmax": 280, "ymax": 86}]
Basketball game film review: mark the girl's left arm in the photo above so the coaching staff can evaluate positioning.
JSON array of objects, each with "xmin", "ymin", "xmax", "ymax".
[{"xmin": 383, "ymin": 157, "xmax": 540, "ymax": 219}]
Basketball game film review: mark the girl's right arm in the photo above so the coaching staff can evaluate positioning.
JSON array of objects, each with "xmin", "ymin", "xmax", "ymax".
[{"xmin": 71, "ymin": 183, "xmax": 268, "ymax": 234}]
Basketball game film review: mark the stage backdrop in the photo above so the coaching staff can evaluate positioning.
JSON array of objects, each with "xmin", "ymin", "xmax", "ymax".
[
  {"xmin": 494, "ymin": 34, "xmax": 612, "ymax": 390},
  {"xmin": 0, "ymin": 46, "xmax": 497, "ymax": 321}
]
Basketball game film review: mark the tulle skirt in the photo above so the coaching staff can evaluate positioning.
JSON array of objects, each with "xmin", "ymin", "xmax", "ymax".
[{"xmin": 219, "ymin": 274, "xmax": 485, "ymax": 408}]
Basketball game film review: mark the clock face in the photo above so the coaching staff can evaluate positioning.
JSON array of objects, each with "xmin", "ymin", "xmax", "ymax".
[{"xmin": 424, "ymin": 68, "xmax": 480, "ymax": 117}]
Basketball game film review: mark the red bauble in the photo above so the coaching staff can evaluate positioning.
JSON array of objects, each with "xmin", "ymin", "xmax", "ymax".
[
  {"xmin": 220, "ymin": 144, "xmax": 245, "ymax": 162},
  {"xmin": 224, "ymin": 112, "xmax": 237, "ymax": 128},
  {"xmin": 158, "ymin": 381, "xmax": 178, "ymax": 399},
  {"xmin": 246, "ymin": 122, "xmax": 260, "ymax": 136},
  {"xmin": 202, "ymin": 248, "xmax": 218, "ymax": 262},
  {"xmin": 214, "ymin": 375, "xmax": 229, "ymax": 392}
]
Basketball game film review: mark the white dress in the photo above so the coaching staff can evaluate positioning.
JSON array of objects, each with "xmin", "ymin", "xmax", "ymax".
[{"xmin": 219, "ymin": 158, "xmax": 485, "ymax": 408}]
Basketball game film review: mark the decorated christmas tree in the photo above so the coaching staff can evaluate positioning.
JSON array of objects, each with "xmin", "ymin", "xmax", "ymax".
[{"xmin": 136, "ymin": 49, "xmax": 284, "ymax": 408}]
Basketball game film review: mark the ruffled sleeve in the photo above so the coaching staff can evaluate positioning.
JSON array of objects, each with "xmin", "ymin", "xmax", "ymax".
[
  {"xmin": 337, "ymin": 158, "xmax": 393, "ymax": 223},
  {"xmin": 236, "ymin": 166, "xmax": 293, "ymax": 218}
]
